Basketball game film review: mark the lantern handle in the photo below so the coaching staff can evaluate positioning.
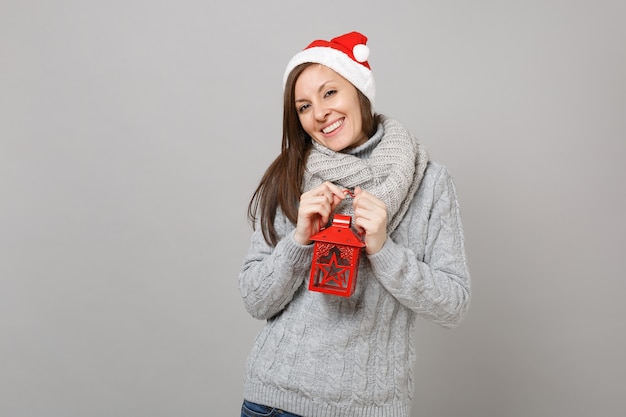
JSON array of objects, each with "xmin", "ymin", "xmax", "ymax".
[{"xmin": 317, "ymin": 189, "xmax": 364, "ymax": 237}]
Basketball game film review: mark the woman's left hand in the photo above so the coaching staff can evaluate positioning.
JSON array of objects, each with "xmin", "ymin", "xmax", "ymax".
[{"xmin": 352, "ymin": 187, "xmax": 388, "ymax": 255}]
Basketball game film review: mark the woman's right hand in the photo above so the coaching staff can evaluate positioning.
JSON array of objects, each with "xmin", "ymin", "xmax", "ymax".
[{"xmin": 294, "ymin": 181, "xmax": 346, "ymax": 245}]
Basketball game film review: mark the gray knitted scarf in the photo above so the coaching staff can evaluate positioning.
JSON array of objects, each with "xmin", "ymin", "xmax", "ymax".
[{"xmin": 302, "ymin": 118, "xmax": 429, "ymax": 233}]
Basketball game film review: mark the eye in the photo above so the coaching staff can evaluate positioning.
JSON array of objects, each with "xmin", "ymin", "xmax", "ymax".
[
  {"xmin": 297, "ymin": 103, "xmax": 311, "ymax": 113},
  {"xmin": 324, "ymin": 89, "xmax": 337, "ymax": 98}
]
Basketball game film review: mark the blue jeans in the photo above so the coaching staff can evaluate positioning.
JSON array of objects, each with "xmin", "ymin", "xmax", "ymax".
[{"xmin": 241, "ymin": 400, "xmax": 303, "ymax": 417}]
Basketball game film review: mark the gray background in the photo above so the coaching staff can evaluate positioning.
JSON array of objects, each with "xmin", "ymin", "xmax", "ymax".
[{"xmin": 1, "ymin": 1, "xmax": 624, "ymax": 416}]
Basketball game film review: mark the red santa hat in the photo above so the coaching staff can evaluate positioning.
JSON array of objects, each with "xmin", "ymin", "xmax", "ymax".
[{"xmin": 283, "ymin": 31, "xmax": 376, "ymax": 107}]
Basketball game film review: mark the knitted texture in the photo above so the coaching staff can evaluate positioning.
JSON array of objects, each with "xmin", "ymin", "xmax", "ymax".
[
  {"xmin": 302, "ymin": 118, "xmax": 429, "ymax": 233},
  {"xmin": 240, "ymin": 121, "xmax": 471, "ymax": 417}
]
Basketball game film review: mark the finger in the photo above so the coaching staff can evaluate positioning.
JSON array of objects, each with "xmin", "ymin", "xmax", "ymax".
[
  {"xmin": 353, "ymin": 194, "xmax": 387, "ymax": 216},
  {"xmin": 354, "ymin": 199, "xmax": 388, "ymax": 229},
  {"xmin": 322, "ymin": 181, "xmax": 347, "ymax": 199},
  {"xmin": 300, "ymin": 203, "xmax": 333, "ymax": 225},
  {"xmin": 354, "ymin": 215, "xmax": 386, "ymax": 235},
  {"xmin": 311, "ymin": 182, "xmax": 346, "ymax": 212}
]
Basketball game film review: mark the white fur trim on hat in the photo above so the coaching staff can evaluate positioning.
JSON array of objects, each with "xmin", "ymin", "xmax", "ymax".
[{"xmin": 283, "ymin": 46, "xmax": 376, "ymax": 107}]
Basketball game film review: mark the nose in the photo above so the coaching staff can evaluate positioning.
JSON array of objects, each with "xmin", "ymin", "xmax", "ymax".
[{"xmin": 315, "ymin": 105, "xmax": 330, "ymax": 121}]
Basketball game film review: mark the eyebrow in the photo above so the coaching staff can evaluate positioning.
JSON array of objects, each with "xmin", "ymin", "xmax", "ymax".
[{"xmin": 295, "ymin": 80, "xmax": 333, "ymax": 103}]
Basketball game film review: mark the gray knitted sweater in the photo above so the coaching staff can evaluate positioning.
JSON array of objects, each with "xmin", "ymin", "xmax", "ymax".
[{"xmin": 239, "ymin": 130, "xmax": 470, "ymax": 417}]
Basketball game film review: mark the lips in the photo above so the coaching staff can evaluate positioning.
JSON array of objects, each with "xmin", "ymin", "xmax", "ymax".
[{"xmin": 322, "ymin": 118, "xmax": 344, "ymax": 134}]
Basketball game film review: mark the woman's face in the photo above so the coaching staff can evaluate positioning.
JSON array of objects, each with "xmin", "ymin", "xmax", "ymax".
[{"xmin": 294, "ymin": 64, "xmax": 367, "ymax": 152}]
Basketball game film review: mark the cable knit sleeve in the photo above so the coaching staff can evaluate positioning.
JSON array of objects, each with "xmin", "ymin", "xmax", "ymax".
[
  {"xmin": 238, "ymin": 213, "xmax": 313, "ymax": 321},
  {"xmin": 368, "ymin": 164, "xmax": 471, "ymax": 328}
]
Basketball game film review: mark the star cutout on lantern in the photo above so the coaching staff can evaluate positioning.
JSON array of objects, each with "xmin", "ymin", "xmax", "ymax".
[{"xmin": 317, "ymin": 249, "xmax": 351, "ymax": 288}]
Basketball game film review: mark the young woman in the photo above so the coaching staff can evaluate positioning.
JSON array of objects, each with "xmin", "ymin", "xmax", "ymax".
[{"xmin": 239, "ymin": 31, "xmax": 471, "ymax": 417}]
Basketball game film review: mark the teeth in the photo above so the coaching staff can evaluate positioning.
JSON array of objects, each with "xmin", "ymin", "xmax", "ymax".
[{"xmin": 323, "ymin": 119, "xmax": 343, "ymax": 134}]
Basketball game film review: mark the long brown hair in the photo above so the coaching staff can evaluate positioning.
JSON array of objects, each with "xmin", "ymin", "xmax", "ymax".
[{"xmin": 248, "ymin": 63, "xmax": 382, "ymax": 246}]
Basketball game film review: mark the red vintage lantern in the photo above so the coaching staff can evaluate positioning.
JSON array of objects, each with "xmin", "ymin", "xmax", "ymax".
[{"xmin": 308, "ymin": 214, "xmax": 365, "ymax": 297}]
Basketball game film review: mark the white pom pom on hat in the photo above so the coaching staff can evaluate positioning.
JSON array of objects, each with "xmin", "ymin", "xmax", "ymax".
[
  {"xmin": 352, "ymin": 43, "xmax": 370, "ymax": 63},
  {"xmin": 283, "ymin": 31, "xmax": 376, "ymax": 107}
]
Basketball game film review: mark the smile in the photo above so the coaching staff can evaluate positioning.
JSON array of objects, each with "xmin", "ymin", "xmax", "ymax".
[{"xmin": 322, "ymin": 119, "xmax": 344, "ymax": 134}]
